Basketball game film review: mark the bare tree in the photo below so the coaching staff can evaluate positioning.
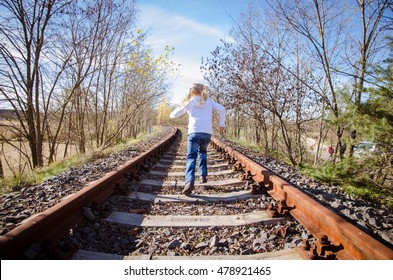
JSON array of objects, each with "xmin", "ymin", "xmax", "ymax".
[
  {"xmin": 0, "ymin": 0, "xmax": 176, "ymax": 177},
  {"xmin": 43, "ymin": 0, "xmax": 106, "ymax": 159},
  {"xmin": 269, "ymin": 0, "xmax": 392, "ymax": 161},
  {"xmin": 348, "ymin": 0, "xmax": 392, "ymax": 156},
  {"xmin": 0, "ymin": 0, "xmax": 72, "ymax": 168},
  {"xmin": 203, "ymin": 6, "xmax": 319, "ymax": 165}
]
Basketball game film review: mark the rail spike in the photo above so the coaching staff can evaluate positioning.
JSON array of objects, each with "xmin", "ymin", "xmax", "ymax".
[{"xmin": 267, "ymin": 200, "xmax": 292, "ymax": 218}]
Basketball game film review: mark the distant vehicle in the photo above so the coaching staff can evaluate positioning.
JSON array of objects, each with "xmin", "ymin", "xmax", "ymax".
[{"xmin": 353, "ymin": 141, "xmax": 382, "ymax": 158}]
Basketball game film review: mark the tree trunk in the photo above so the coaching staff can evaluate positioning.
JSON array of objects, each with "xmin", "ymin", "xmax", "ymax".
[{"xmin": 0, "ymin": 157, "xmax": 4, "ymax": 178}]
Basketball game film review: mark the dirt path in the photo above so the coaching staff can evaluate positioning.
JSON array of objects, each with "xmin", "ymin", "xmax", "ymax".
[{"xmin": 305, "ymin": 137, "xmax": 330, "ymax": 161}]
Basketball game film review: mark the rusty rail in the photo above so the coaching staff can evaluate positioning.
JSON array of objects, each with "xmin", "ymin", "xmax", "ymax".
[
  {"xmin": 0, "ymin": 127, "xmax": 178, "ymax": 259},
  {"xmin": 211, "ymin": 136, "xmax": 393, "ymax": 260}
]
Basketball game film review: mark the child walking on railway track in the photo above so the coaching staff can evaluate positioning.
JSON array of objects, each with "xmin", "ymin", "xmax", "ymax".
[{"xmin": 169, "ymin": 83, "xmax": 226, "ymax": 195}]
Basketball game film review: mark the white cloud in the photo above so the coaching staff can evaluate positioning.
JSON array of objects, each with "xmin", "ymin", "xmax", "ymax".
[
  {"xmin": 171, "ymin": 15, "xmax": 226, "ymax": 39},
  {"xmin": 169, "ymin": 56, "xmax": 205, "ymax": 105},
  {"xmin": 139, "ymin": 5, "xmax": 226, "ymax": 47},
  {"xmin": 139, "ymin": 4, "xmax": 232, "ymax": 105}
]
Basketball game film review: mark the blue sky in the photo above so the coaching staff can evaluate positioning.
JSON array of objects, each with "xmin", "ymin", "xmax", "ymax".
[{"xmin": 138, "ymin": 0, "xmax": 252, "ymax": 105}]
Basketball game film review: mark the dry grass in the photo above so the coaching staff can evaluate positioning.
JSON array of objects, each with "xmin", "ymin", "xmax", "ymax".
[
  {"xmin": 0, "ymin": 141, "xmax": 80, "ymax": 178},
  {"xmin": 0, "ymin": 126, "xmax": 162, "ymax": 194}
]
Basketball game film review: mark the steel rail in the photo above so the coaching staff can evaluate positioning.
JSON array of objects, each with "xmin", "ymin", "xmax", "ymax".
[
  {"xmin": 211, "ymin": 136, "xmax": 393, "ymax": 260},
  {"xmin": 0, "ymin": 127, "xmax": 178, "ymax": 259}
]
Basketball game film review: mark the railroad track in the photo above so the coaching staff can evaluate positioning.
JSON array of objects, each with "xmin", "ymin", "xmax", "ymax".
[{"xmin": 0, "ymin": 127, "xmax": 392, "ymax": 260}]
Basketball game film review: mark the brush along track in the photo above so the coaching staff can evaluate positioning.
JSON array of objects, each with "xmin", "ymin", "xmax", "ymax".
[{"xmin": 1, "ymin": 127, "xmax": 392, "ymax": 260}]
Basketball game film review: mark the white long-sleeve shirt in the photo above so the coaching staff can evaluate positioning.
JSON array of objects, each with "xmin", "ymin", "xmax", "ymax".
[{"xmin": 169, "ymin": 96, "xmax": 226, "ymax": 135}]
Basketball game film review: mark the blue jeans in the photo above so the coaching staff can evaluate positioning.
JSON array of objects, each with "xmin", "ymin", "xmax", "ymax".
[{"xmin": 185, "ymin": 133, "xmax": 211, "ymax": 184}]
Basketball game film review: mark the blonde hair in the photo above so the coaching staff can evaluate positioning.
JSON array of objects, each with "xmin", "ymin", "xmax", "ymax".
[{"xmin": 182, "ymin": 83, "xmax": 209, "ymax": 105}]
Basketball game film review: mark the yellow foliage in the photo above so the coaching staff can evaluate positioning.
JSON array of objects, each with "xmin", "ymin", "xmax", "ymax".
[{"xmin": 156, "ymin": 99, "xmax": 172, "ymax": 125}]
